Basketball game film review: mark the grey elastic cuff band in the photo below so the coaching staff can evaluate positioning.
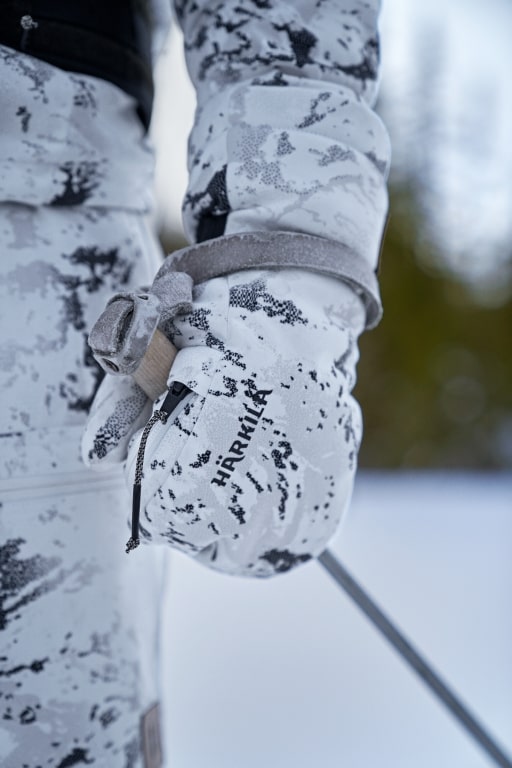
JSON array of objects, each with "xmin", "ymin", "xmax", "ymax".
[{"xmin": 164, "ymin": 231, "xmax": 382, "ymax": 329}]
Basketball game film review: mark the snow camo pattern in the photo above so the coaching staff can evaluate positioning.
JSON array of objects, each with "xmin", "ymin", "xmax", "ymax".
[
  {"xmin": 121, "ymin": 269, "xmax": 366, "ymax": 577},
  {"xmin": 175, "ymin": 0, "xmax": 390, "ymax": 277},
  {"xmin": 0, "ymin": 48, "xmax": 166, "ymax": 766},
  {"xmin": 0, "ymin": 0, "xmax": 387, "ymax": 762}
]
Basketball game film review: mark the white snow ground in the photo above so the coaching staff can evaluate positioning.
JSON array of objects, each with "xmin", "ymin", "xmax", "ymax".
[{"xmin": 161, "ymin": 472, "xmax": 512, "ymax": 768}]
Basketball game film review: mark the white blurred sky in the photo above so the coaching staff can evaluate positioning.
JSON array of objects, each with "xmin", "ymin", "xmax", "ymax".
[
  {"xmin": 150, "ymin": 0, "xmax": 512, "ymax": 289},
  {"xmin": 378, "ymin": 0, "xmax": 512, "ymax": 290}
]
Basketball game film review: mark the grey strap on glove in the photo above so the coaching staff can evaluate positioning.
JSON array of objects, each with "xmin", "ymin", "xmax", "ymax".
[{"xmin": 82, "ymin": 254, "xmax": 366, "ymax": 577}]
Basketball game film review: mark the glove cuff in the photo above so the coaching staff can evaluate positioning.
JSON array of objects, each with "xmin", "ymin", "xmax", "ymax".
[{"xmin": 161, "ymin": 231, "xmax": 382, "ymax": 329}]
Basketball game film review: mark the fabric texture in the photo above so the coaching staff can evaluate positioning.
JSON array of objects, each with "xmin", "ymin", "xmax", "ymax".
[
  {"xmin": 0, "ymin": 0, "xmax": 155, "ymax": 128},
  {"xmin": 173, "ymin": 0, "xmax": 389, "ymax": 318},
  {"xmin": 167, "ymin": 230, "xmax": 382, "ymax": 328},
  {"xmin": 83, "ymin": 268, "xmax": 366, "ymax": 577},
  {"xmin": 134, "ymin": 268, "xmax": 366, "ymax": 577},
  {"xmin": 0, "ymin": 46, "xmax": 167, "ymax": 767},
  {"xmin": 1, "ymin": 0, "xmax": 388, "ymax": 760},
  {"xmin": 0, "ymin": 43, "xmax": 155, "ymax": 209}
]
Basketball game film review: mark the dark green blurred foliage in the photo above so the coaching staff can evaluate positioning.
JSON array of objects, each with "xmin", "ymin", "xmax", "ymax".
[{"xmin": 355, "ymin": 186, "xmax": 512, "ymax": 469}]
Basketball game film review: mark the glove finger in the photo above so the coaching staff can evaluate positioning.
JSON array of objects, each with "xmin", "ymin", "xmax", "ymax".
[{"xmin": 82, "ymin": 374, "xmax": 152, "ymax": 469}]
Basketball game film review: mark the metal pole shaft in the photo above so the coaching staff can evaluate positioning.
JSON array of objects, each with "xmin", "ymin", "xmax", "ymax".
[{"xmin": 318, "ymin": 548, "xmax": 512, "ymax": 768}]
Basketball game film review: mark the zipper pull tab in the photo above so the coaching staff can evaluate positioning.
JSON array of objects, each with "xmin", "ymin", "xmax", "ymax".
[
  {"xmin": 126, "ymin": 484, "xmax": 142, "ymax": 553},
  {"xmin": 126, "ymin": 381, "xmax": 191, "ymax": 554}
]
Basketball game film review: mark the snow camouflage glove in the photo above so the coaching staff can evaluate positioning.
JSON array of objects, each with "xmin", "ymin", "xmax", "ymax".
[
  {"xmin": 81, "ymin": 0, "xmax": 390, "ymax": 578},
  {"xmin": 82, "ymin": 258, "xmax": 366, "ymax": 578}
]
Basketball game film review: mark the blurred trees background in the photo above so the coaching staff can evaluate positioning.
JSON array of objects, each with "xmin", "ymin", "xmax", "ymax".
[
  {"xmin": 354, "ymin": 4, "xmax": 512, "ymax": 470},
  {"xmin": 355, "ymin": 181, "xmax": 512, "ymax": 469}
]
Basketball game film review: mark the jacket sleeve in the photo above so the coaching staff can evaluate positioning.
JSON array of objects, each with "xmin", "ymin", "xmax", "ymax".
[{"xmin": 172, "ymin": 0, "xmax": 390, "ymax": 325}]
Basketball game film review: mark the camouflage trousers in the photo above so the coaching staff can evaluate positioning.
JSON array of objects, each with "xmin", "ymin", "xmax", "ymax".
[{"xmin": 0, "ymin": 46, "xmax": 168, "ymax": 767}]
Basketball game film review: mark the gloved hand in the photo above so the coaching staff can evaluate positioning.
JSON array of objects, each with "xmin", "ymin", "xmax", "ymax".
[{"xmin": 82, "ymin": 265, "xmax": 366, "ymax": 577}]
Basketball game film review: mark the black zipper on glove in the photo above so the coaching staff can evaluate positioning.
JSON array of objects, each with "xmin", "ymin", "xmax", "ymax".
[{"xmin": 126, "ymin": 381, "xmax": 192, "ymax": 554}]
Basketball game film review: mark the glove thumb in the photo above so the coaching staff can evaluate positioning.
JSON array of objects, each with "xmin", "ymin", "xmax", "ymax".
[{"xmin": 82, "ymin": 374, "xmax": 152, "ymax": 470}]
